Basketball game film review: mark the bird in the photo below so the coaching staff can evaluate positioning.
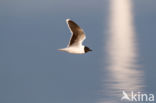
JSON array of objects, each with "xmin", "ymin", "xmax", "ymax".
[{"xmin": 58, "ymin": 19, "xmax": 92, "ymax": 54}]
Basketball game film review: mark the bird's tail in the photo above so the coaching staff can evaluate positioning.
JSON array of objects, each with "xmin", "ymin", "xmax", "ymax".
[{"xmin": 57, "ymin": 48, "xmax": 66, "ymax": 52}]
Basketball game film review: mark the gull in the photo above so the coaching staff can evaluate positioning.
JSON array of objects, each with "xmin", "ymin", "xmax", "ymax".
[{"xmin": 58, "ymin": 19, "xmax": 92, "ymax": 54}]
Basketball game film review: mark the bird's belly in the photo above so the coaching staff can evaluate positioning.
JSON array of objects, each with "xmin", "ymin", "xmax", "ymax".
[{"xmin": 67, "ymin": 47, "xmax": 84, "ymax": 54}]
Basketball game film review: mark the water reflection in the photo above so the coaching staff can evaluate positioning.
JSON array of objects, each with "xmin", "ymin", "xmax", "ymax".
[{"xmin": 100, "ymin": 0, "xmax": 144, "ymax": 102}]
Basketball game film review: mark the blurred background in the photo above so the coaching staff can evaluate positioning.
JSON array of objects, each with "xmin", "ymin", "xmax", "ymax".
[{"xmin": 0, "ymin": 0, "xmax": 156, "ymax": 103}]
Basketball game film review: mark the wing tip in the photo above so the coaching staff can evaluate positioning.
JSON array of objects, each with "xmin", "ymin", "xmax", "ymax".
[{"xmin": 66, "ymin": 19, "xmax": 71, "ymax": 22}]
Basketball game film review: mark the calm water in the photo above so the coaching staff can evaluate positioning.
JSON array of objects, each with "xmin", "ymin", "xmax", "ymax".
[
  {"xmin": 0, "ymin": 0, "xmax": 156, "ymax": 103},
  {"xmin": 99, "ymin": 0, "xmax": 144, "ymax": 102}
]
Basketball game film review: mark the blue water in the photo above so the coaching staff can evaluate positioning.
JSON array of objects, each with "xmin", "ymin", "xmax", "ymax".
[{"xmin": 0, "ymin": 0, "xmax": 156, "ymax": 103}]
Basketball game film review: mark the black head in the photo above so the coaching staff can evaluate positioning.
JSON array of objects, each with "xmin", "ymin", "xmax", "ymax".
[{"xmin": 84, "ymin": 46, "xmax": 92, "ymax": 53}]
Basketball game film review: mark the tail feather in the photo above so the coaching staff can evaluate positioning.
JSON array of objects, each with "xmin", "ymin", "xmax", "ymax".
[{"xmin": 57, "ymin": 48, "xmax": 66, "ymax": 51}]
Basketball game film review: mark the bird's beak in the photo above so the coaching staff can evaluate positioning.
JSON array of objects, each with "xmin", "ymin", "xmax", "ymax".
[{"xmin": 89, "ymin": 49, "xmax": 92, "ymax": 51}]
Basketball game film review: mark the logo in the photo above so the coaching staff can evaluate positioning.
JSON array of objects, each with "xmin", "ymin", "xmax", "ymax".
[{"xmin": 121, "ymin": 91, "xmax": 154, "ymax": 102}]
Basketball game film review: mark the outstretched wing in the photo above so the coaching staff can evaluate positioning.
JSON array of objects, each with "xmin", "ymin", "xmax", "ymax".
[{"xmin": 66, "ymin": 19, "xmax": 86, "ymax": 47}]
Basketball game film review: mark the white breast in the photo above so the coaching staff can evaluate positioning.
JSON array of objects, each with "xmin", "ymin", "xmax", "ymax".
[{"xmin": 66, "ymin": 46, "xmax": 85, "ymax": 54}]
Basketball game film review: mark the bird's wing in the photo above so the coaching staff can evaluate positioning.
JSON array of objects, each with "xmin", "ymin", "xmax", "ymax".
[{"xmin": 66, "ymin": 19, "xmax": 86, "ymax": 47}]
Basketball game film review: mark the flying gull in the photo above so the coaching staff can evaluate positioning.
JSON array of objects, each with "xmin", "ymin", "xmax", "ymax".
[{"xmin": 58, "ymin": 19, "xmax": 92, "ymax": 54}]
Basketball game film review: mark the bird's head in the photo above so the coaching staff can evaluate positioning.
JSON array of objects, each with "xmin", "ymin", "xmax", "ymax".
[{"xmin": 84, "ymin": 46, "xmax": 92, "ymax": 53}]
